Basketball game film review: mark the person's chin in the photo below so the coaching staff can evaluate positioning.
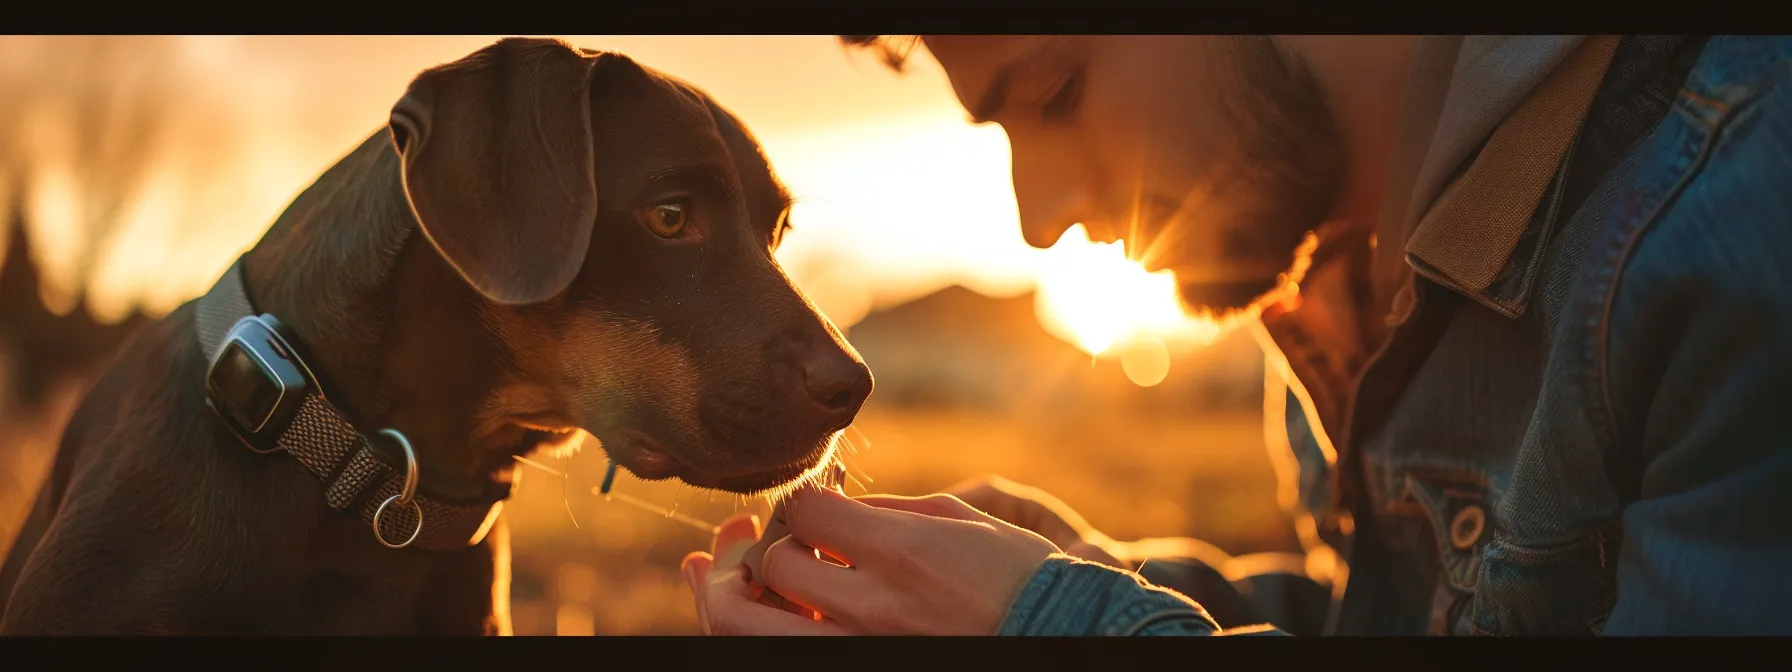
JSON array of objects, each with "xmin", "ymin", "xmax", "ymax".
[
  {"xmin": 1164, "ymin": 230, "xmax": 1320, "ymax": 320},
  {"xmin": 1174, "ymin": 277, "xmax": 1283, "ymax": 317}
]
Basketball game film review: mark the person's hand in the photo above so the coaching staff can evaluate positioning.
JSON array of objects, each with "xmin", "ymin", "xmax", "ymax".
[
  {"xmin": 683, "ymin": 488, "xmax": 1062, "ymax": 635},
  {"xmin": 682, "ymin": 512, "xmax": 842, "ymax": 635},
  {"xmin": 944, "ymin": 475, "xmax": 1135, "ymax": 571}
]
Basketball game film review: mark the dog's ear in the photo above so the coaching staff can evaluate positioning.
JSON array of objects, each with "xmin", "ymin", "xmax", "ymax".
[{"xmin": 388, "ymin": 38, "xmax": 599, "ymax": 305}]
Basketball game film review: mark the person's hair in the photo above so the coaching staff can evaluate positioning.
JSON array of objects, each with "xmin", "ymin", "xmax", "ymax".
[{"xmin": 838, "ymin": 35, "xmax": 923, "ymax": 72}]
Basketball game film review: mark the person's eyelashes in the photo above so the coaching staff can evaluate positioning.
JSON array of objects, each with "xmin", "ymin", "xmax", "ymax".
[{"xmin": 1042, "ymin": 70, "xmax": 1084, "ymax": 124}]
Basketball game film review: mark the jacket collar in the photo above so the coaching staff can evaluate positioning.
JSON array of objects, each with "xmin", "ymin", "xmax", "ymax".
[{"xmin": 1375, "ymin": 36, "xmax": 1620, "ymax": 319}]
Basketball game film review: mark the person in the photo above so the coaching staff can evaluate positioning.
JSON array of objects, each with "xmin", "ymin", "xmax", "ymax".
[{"xmin": 680, "ymin": 35, "xmax": 1792, "ymax": 636}]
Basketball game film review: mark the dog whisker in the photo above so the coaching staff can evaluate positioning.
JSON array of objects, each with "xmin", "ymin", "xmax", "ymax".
[
  {"xmin": 511, "ymin": 454, "xmax": 564, "ymax": 477},
  {"xmin": 510, "ymin": 449, "xmax": 585, "ymax": 531},
  {"xmin": 562, "ymin": 449, "xmax": 581, "ymax": 530},
  {"xmin": 840, "ymin": 430, "xmax": 874, "ymax": 485},
  {"xmin": 835, "ymin": 440, "xmax": 865, "ymax": 490},
  {"xmin": 847, "ymin": 424, "xmax": 874, "ymax": 452},
  {"xmin": 594, "ymin": 488, "xmax": 719, "ymax": 535},
  {"xmin": 843, "ymin": 466, "xmax": 869, "ymax": 495}
]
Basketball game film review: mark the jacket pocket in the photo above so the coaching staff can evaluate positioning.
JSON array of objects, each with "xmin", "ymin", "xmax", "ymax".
[
  {"xmin": 1469, "ymin": 520, "xmax": 1624, "ymax": 636},
  {"xmin": 1399, "ymin": 470, "xmax": 1492, "ymax": 635}
]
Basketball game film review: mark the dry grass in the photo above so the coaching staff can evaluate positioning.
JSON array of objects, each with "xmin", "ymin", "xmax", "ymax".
[
  {"xmin": 500, "ymin": 402, "xmax": 1292, "ymax": 635},
  {"xmin": 0, "ymin": 325, "xmax": 1290, "ymax": 638},
  {"xmin": 0, "ymin": 353, "xmax": 1289, "ymax": 637}
]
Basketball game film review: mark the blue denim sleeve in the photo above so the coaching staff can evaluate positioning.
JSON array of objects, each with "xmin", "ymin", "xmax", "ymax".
[
  {"xmin": 1598, "ymin": 51, "xmax": 1792, "ymax": 635},
  {"xmin": 998, "ymin": 554, "xmax": 1280, "ymax": 636}
]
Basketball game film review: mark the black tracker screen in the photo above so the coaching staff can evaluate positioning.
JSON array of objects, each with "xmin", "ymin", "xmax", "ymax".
[{"xmin": 213, "ymin": 339, "xmax": 282, "ymax": 433}]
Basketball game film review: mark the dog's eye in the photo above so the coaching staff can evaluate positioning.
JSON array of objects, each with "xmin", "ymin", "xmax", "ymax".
[{"xmin": 645, "ymin": 201, "xmax": 689, "ymax": 238}]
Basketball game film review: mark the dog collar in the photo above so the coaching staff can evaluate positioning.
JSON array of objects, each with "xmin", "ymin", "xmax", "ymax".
[{"xmin": 194, "ymin": 255, "xmax": 504, "ymax": 551}]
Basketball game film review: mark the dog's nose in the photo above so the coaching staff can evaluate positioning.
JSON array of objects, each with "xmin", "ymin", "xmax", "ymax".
[{"xmin": 801, "ymin": 350, "xmax": 873, "ymax": 432}]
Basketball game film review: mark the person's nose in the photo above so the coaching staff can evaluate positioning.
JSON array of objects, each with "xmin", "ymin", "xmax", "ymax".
[{"xmin": 1008, "ymin": 131, "xmax": 1099, "ymax": 249}]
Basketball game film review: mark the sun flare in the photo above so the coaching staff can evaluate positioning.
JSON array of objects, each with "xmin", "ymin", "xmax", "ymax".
[{"xmin": 1032, "ymin": 225, "xmax": 1221, "ymax": 367}]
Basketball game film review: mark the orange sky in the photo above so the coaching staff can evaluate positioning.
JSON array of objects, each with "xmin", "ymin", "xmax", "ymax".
[
  {"xmin": 9, "ymin": 35, "xmax": 1044, "ymax": 325},
  {"xmin": 5, "ymin": 36, "xmax": 1223, "ymax": 381}
]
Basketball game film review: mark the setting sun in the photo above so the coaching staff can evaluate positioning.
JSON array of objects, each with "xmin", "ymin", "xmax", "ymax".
[
  {"xmin": 0, "ymin": 35, "xmax": 1290, "ymax": 637},
  {"xmin": 1033, "ymin": 224, "xmax": 1221, "ymax": 370},
  {"xmin": 2, "ymin": 36, "xmax": 1233, "ymax": 389}
]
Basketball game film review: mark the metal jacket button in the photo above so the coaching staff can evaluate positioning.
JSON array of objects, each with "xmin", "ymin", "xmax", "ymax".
[{"xmin": 1450, "ymin": 505, "xmax": 1486, "ymax": 550}]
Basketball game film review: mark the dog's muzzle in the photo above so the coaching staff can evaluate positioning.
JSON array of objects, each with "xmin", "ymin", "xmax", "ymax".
[{"xmin": 194, "ymin": 256, "xmax": 504, "ymax": 551}]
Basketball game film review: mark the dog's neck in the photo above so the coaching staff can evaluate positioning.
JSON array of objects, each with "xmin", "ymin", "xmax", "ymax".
[
  {"xmin": 241, "ymin": 129, "xmax": 416, "ymax": 425},
  {"xmin": 234, "ymin": 128, "xmax": 521, "ymax": 504}
]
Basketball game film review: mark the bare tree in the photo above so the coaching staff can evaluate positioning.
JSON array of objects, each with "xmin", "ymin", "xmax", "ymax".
[{"xmin": 0, "ymin": 35, "xmax": 174, "ymax": 409}]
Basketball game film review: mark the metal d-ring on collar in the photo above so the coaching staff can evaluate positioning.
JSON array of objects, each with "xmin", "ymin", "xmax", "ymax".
[
  {"xmin": 372, "ymin": 428, "xmax": 423, "ymax": 549},
  {"xmin": 194, "ymin": 256, "xmax": 504, "ymax": 552}
]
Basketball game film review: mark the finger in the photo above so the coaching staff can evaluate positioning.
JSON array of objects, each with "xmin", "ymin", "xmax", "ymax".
[
  {"xmin": 869, "ymin": 487, "xmax": 1069, "ymax": 555},
  {"xmin": 681, "ymin": 552, "xmax": 716, "ymax": 635},
  {"xmin": 712, "ymin": 513, "xmax": 762, "ymax": 569},
  {"xmin": 696, "ymin": 542, "xmax": 821, "ymax": 621},
  {"xmin": 943, "ymin": 474, "xmax": 1020, "ymax": 507},
  {"xmin": 694, "ymin": 549, "xmax": 837, "ymax": 634},
  {"xmin": 986, "ymin": 479, "xmax": 1098, "ymax": 533},
  {"xmin": 943, "ymin": 474, "xmax": 1009, "ymax": 498},
  {"xmin": 854, "ymin": 493, "xmax": 992, "ymax": 523},
  {"xmin": 1062, "ymin": 540, "xmax": 1127, "ymax": 569},
  {"xmin": 950, "ymin": 477, "xmax": 1090, "ymax": 544},
  {"xmin": 943, "ymin": 476, "xmax": 1043, "ymax": 527},
  {"xmin": 758, "ymin": 535, "xmax": 874, "ymax": 621},
  {"xmin": 705, "ymin": 552, "xmax": 851, "ymax": 636},
  {"xmin": 752, "ymin": 583, "xmax": 820, "ymax": 619},
  {"xmin": 741, "ymin": 550, "xmax": 822, "ymax": 620},
  {"xmin": 782, "ymin": 487, "xmax": 905, "ymax": 565}
]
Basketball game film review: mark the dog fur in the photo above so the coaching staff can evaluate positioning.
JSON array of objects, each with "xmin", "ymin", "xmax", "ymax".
[{"xmin": 0, "ymin": 37, "xmax": 871, "ymax": 635}]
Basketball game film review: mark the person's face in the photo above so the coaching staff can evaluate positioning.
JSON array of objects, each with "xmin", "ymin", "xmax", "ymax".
[{"xmin": 922, "ymin": 36, "xmax": 1345, "ymax": 316}]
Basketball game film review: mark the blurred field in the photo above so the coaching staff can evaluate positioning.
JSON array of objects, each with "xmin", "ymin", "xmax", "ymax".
[
  {"xmin": 496, "ymin": 310, "xmax": 1294, "ymax": 635},
  {"xmin": 0, "ymin": 286, "xmax": 1293, "ymax": 637},
  {"xmin": 0, "ymin": 35, "xmax": 1295, "ymax": 636},
  {"xmin": 503, "ymin": 406, "xmax": 1289, "ymax": 636}
]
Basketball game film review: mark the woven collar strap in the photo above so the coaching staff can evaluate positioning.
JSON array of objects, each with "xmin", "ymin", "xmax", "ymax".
[{"xmin": 194, "ymin": 256, "xmax": 503, "ymax": 551}]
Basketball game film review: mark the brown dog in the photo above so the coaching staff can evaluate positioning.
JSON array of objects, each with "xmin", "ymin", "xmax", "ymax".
[{"xmin": 0, "ymin": 37, "xmax": 871, "ymax": 635}]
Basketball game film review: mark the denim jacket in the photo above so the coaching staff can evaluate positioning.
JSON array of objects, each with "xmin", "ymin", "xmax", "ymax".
[{"xmin": 999, "ymin": 35, "xmax": 1792, "ymax": 636}]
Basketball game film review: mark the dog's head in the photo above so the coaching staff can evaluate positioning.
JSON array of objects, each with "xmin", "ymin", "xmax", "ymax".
[{"xmin": 375, "ymin": 38, "xmax": 870, "ymax": 498}]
